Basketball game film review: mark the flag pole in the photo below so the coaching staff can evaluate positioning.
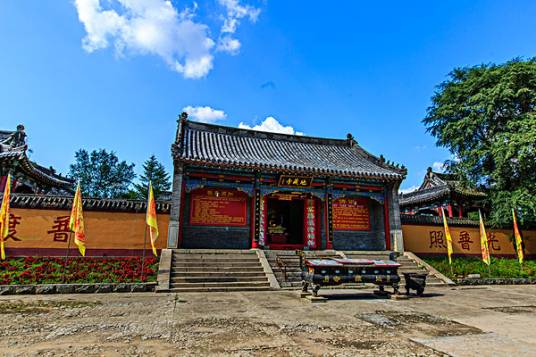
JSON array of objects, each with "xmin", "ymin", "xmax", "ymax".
[
  {"xmin": 62, "ymin": 231, "xmax": 73, "ymax": 283},
  {"xmin": 141, "ymin": 224, "xmax": 148, "ymax": 282},
  {"xmin": 141, "ymin": 180, "xmax": 151, "ymax": 282}
]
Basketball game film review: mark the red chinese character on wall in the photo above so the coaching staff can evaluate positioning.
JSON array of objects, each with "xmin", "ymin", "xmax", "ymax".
[
  {"xmin": 458, "ymin": 231, "xmax": 473, "ymax": 250},
  {"xmin": 5, "ymin": 214, "xmax": 22, "ymax": 241},
  {"xmin": 487, "ymin": 232, "xmax": 501, "ymax": 251},
  {"xmin": 429, "ymin": 231, "xmax": 446, "ymax": 248},
  {"xmin": 47, "ymin": 216, "xmax": 71, "ymax": 242}
]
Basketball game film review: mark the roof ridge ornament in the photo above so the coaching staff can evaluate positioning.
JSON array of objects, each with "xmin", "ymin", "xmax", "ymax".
[{"xmin": 0, "ymin": 124, "xmax": 27, "ymax": 153}]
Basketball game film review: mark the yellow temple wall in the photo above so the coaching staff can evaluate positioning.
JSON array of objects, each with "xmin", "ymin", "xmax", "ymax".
[
  {"xmin": 3, "ymin": 206, "xmax": 536, "ymax": 258},
  {"xmin": 3, "ymin": 208, "xmax": 169, "ymax": 256},
  {"xmin": 402, "ymin": 223, "xmax": 536, "ymax": 257}
]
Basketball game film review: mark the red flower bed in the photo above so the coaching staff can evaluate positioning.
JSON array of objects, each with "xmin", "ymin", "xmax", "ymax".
[{"xmin": 0, "ymin": 257, "xmax": 158, "ymax": 285}]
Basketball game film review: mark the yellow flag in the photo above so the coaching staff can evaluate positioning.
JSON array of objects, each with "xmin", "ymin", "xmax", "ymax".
[
  {"xmin": 69, "ymin": 183, "xmax": 86, "ymax": 256},
  {"xmin": 146, "ymin": 181, "xmax": 159, "ymax": 256},
  {"xmin": 441, "ymin": 207, "xmax": 453, "ymax": 265},
  {"xmin": 479, "ymin": 210, "xmax": 491, "ymax": 265},
  {"xmin": 512, "ymin": 208, "xmax": 524, "ymax": 265},
  {"xmin": 0, "ymin": 174, "xmax": 12, "ymax": 260}
]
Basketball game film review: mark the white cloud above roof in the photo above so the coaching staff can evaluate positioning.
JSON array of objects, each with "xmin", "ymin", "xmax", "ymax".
[
  {"xmin": 432, "ymin": 161, "xmax": 445, "ymax": 172},
  {"xmin": 183, "ymin": 105, "xmax": 227, "ymax": 123},
  {"xmin": 74, "ymin": 0, "xmax": 260, "ymax": 78},
  {"xmin": 238, "ymin": 117, "xmax": 304, "ymax": 136},
  {"xmin": 399, "ymin": 185, "xmax": 419, "ymax": 194}
]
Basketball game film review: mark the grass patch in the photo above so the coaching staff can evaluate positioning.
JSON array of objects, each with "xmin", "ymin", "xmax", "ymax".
[
  {"xmin": 423, "ymin": 256, "xmax": 536, "ymax": 279},
  {"xmin": 0, "ymin": 256, "xmax": 158, "ymax": 285}
]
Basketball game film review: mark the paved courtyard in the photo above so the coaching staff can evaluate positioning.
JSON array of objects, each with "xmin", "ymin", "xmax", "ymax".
[{"xmin": 1, "ymin": 285, "xmax": 536, "ymax": 356}]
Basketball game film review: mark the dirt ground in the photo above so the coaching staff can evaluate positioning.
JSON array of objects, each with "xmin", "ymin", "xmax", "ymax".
[{"xmin": 1, "ymin": 285, "xmax": 536, "ymax": 356}]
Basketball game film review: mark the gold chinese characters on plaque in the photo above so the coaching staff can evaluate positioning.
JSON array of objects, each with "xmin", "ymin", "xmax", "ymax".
[{"xmin": 277, "ymin": 175, "xmax": 313, "ymax": 188}]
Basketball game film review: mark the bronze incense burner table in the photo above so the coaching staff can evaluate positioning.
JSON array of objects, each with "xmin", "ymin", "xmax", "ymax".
[{"xmin": 301, "ymin": 258, "xmax": 401, "ymax": 297}]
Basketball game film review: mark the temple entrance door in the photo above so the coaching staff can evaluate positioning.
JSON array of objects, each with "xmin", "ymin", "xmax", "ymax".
[{"xmin": 266, "ymin": 193, "xmax": 305, "ymax": 249}]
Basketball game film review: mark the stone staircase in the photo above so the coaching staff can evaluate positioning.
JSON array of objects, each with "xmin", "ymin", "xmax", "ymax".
[
  {"xmin": 265, "ymin": 250, "xmax": 343, "ymax": 289},
  {"xmin": 167, "ymin": 250, "xmax": 272, "ymax": 293},
  {"xmin": 395, "ymin": 253, "xmax": 451, "ymax": 287}
]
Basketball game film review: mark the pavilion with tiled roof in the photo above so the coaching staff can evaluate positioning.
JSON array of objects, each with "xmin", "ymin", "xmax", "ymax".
[
  {"xmin": 399, "ymin": 167, "xmax": 487, "ymax": 218},
  {"xmin": 166, "ymin": 113, "xmax": 407, "ymax": 252},
  {"xmin": 0, "ymin": 125, "xmax": 74, "ymax": 194}
]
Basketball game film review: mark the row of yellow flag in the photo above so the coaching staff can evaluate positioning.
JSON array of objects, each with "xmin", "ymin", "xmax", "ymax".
[
  {"xmin": 0, "ymin": 174, "xmax": 160, "ymax": 259},
  {"xmin": 440, "ymin": 207, "xmax": 524, "ymax": 266}
]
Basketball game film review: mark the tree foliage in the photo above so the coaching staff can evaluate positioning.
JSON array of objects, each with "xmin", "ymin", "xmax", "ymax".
[
  {"xmin": 424, "ymin": 59, "xmax": 536, "ymax": 227},
  {"xmin": 69, "ymin": 149, "xmax": 136, "ymax": 198},
  {"xmin": 133, "ymin": 155, "xmax": 171, "ymax": 200}
]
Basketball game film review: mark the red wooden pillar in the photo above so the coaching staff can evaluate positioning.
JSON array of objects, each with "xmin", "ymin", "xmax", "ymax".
[
  {"xmin": 383, "ymin": 193, "xmax": 391, "ymax": 251},
  {"xmin": 447, "ymin": 203, "xmax": 453, "ymax": 218},
  {"xmin": 250, "ymin": 192, "xmax": 258, "ymax": 248},
  {"xmin": 324, "ymin": 193, "xmax": 332, "ymax": 249},
  {"xmin": 315, "ymin": 198, "xmax": 321, "ymax": 250},
  {"xmin": 458, "ymin": 203, "xmax": 463, "ymax": 218},
  {"xmin": 177, "ymin": 179, "xmax": 186, "ymax": 249},
  {"xmin": 0, "ymin": 176, "xmax": 6, "ymax": 192}
]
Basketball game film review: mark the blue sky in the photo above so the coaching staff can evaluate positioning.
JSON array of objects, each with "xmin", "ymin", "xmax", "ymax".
[{"xmin": 1, "ymin": 1, "xmax": 536, "ymax": 191}]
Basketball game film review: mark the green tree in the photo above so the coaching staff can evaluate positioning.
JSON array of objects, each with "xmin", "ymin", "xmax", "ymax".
[
  {"xmin": 133, "ymin": 155, "xmax": 171, "ymax": 200},
  {"xmin": 69, "ymin": 149, "xmax": 136, "ymax": 198},
  {"xmin": 424, "ymin": 59, "xmax": 536, "ymax": 227}
]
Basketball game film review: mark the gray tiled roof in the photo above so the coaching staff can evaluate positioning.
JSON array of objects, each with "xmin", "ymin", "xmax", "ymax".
[
  {"xmin": 174, "ymin": 120, "xmax": 406, "ymax": 180},
  {"xmin": 9, "ymin": 193, "xmax": 170, "ymax": 213},
  {"xmin": 399, "ymin": 169, "xmax": 486, "ymax": 207},
  {"xmin": 0, "ymin": 137, "xmax": 73, "ymax": 191},
  {"xmin": 0, "ymin": 130, "xmax": 13, "ymax": 142}
]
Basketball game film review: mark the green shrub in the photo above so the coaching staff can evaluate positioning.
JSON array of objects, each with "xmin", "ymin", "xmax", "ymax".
[{"xmin": 423, "ymin": 256, "xmax": 536, "ymax": 279}]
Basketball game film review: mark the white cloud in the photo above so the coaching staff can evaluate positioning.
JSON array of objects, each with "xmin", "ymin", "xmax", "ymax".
[
  {"xmin": 238, "ymin": 117, "xmax": 304, "ymax": 136},
  {"xmin": 74, "ymin": 0, "xmax": 260, "ymax": 78},
  {"xmin": 216, "ymin": 0, "xmax": 260, "ymax": 54},
  {"xmin": 399, "ymin": 185, "xmax": 419, "ymax": 194},
  {"xmin": 217, "ymin": 36, "xmax": 241, "ymax": 54},
  {"xmin": 432, "ymin": 161, "xmax": 446, "ymax": 172},
  {"xmin": 183, "ymin": 105, "xmax": 227, "ymax": 123}
]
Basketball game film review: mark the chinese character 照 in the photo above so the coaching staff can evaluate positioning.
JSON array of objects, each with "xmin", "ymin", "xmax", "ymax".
[{"xmin": 429, "ymin": 231, "xmax": 446, "ymax": 249}]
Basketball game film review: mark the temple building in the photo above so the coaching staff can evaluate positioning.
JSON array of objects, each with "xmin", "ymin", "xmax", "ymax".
[
  {"xmin": 166, "ymin": 113, "xmax": 407, "ymax": 252},
  {"xmin": 0, "ymin": 125, "xmax": 73, "ymax": 194},
  {"xmin": 399, "ymin": 167, "xmax": 486, "ymax": 218}
]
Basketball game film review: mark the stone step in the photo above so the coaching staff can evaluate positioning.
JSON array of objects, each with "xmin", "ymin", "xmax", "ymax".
[
  {"xmin": 172, "ymin": 261, "xmax": 262, "ymax": 267},
  {"xmin": 172, "ymin": 255, "xmax": 260, "ymax": 261},
  {"xmin": 172, "ymin": 267, "xmax": 265, "ymax": 273},
  {"xmin": 170, "ymin": 281, "xmax": 271, "ymax": 289},
  {"xmin": 171, "ymin": 276, "xmax": 268, "ymax": 283},
  {"xmin": 398, "ymin": 268, "xmax": 429, "ymax": 273},
  {"xmin": 172, "ymin": 257, "xmax": 261, "ymax": 262},
  {"xmin": 171, "ymin": 271, "xmax": 266, "ymax": 277},
  {"xmin": 169, "ymin": 286, "xmax": 271, "ymax": 293}
]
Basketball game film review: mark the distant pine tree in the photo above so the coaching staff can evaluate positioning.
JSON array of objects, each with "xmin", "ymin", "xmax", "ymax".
[
  {"xmin": 69, "ymin": 149, "xmax": 136, "ymax": 198},
  {"xmin": 134, "ymin": 155, "xmax": 171, "ymax": 200}
]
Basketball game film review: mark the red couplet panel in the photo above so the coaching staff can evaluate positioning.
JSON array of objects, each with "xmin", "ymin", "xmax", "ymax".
[
  {"xmin": 332, "ymin": 198, "xmax": 371, "ymax": 231},
  {"xmin": 190, "ymin": 188, "xmax": 247, "ymax": 226}
]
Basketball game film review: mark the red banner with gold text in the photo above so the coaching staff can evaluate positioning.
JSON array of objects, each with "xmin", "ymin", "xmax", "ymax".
[
  {"xmin": 333, "ymin": 198, "xmax": 371, "ymax": 231},
  {"xmin": 190, "ymin": 189, "xmax": 247, "ymax": 227}
]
